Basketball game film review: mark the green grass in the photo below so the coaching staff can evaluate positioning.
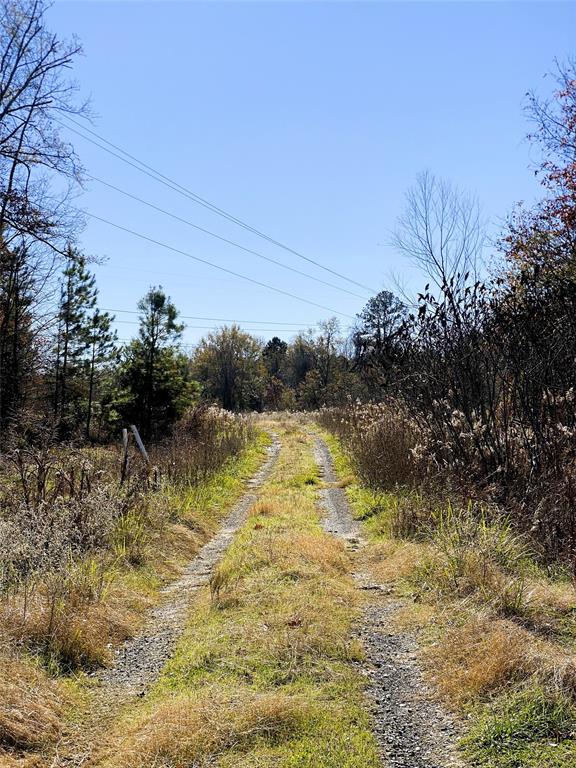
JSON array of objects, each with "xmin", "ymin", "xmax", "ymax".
[
  {"xmin": 464, "ymin": 685, "xmax": 576, "ymax": 767},
  {"xmin": 101, "ymin": 426, "xmax": 381, "ymax": 768}
]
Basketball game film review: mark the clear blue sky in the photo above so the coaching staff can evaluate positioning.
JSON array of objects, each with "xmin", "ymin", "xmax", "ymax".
[{"xmin": 50, "ymin": 1, "xmax": 576, "ymax": 347}]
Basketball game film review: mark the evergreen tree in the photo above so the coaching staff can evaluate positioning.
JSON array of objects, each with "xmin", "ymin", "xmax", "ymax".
[
  {"xmin": 262, "ymin": 337, "xmax": 288, "ymax": 379},
  {"xmin": 352, "ymin": 290, "xmax": 405, "ymax": 390},
  {"xmin": 52, "ymin": 247, "xmax": 117, "ymax": 439},
  {"xmin": 53, "ymin": 246, "xmax": 98, "ymax": 436},
  {"xmin": 0, "ymin": 241, "xmax": 36, "ymax": 437},
  {"xmin": 111, "ymin": 287, "xmax": 194, "ymax": 439},
  {"xmin": 85, "ymin": 309, "xmax": 117, "ymax": 441}
]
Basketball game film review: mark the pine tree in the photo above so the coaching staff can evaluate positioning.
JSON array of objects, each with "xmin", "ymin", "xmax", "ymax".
[
  {"xmin": 0, "ymin": 242, "xmax": 36, "ymax": 437},
  {"xmin": 111, "ymin": 287, "xmax": 193, "ymax": 440},
  {"xmin": 85, "ymin": 309, "xmax": 117, "ymax": 441},
  {"xmin": 52, "ymin": 246, "xmax": 116, "ymax": 438}
]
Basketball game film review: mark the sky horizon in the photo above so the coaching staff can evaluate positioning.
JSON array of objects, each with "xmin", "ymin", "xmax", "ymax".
[{"xmin": 49, "ymin": 0, "xmax": 576, "ymax": 347}]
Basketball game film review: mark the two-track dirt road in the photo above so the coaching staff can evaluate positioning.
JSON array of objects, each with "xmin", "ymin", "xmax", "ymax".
[{"xmin": 51, "ymin": 421, "xmax": 461, "ymax": 768}]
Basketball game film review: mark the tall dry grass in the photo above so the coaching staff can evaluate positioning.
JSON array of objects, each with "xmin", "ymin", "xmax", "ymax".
[
  {"xmin": 317, "ymin": 401, "xmax": 421, "ymax": 489},
  {"xmin": 155, "ymin": 405, "xmax": 255, "ymax": 488},
  {"xmin": 0, "ymin": 406, "xmax": 257, "ymax": 760}
]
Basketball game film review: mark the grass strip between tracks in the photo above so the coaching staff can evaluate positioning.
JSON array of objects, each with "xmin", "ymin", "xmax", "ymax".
[{"xmin": 100, "ymin": 422, "xmax": 381, "ymax": 768}]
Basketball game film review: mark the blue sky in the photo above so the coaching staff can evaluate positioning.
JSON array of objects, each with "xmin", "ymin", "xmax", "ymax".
[{"xmin": 50, "ymin": 1, "xmax": 576, "ymax": 346}]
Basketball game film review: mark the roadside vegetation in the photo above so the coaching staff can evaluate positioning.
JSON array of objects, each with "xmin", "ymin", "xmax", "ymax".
[
  {"xmin": 2, "ymin": 1, "xmax": 576, "ymax": 766},
  {"xmin": 0, "ymin": 406, "xmax": 264, "ymax": 767},
  {"xmin": 96, "ymin": 422, "xmax": 380, "ymax": 768},
  {"xmin": 318, "ymin": 407, "xmax": 576, "ymax": 767}
]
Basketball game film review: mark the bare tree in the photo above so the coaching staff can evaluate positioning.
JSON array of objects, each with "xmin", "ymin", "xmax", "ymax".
[
  {"xmin": 393, "ymin": 171, "xmax": 484, "ymax": 289},
  {"xmin": 0, "ymin": 0, "xmax": 86, "ymax": 251}
]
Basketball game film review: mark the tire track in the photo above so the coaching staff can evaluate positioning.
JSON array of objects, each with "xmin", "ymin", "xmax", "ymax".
[
  {"xmin": 52, "ymin": 434, "xmax": 281, "ymax": 767},
  {"xmin": 314, "ymin": 436, "xmax": 464, "ymax": 768}
]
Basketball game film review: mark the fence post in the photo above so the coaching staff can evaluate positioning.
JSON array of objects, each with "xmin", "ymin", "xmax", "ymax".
[
  {"xmin": 130, "ymin": 424, "xmax": 150, "ymax": 465},
  {"xmin": 120, "ymin": 428, "xmax": 130, "ymax": 485}
]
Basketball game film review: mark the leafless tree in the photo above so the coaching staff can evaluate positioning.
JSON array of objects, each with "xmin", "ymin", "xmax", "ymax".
[
  {"xmin": 0, "ymin": 0, "xmax": 86, "ymax": 439},
  {"xmin": 393, "ymin": 171, "xmax": 484, "ymax": 290},
  {"xmin": 0, "ymin": 0, "xmax": 87, "ymax": 251}
]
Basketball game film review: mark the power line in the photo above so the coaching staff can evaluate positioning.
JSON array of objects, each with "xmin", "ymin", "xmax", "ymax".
[
  {"xmin": 104, "ymin": 308, "xmax": 314, "ymax": 326},
  {"xmin": 113, "ymin": 320, "xmax": 307, "ymax": 332},
  {"xmin": 85, "ymin": 172, "xmax": 367, "ymax": 299},
  {"xmin": 58, "ymin": 115, "xmax": 377, "ymax": 294},
  {"xmin": 83, "ymin": 211, "xmax": 355, "ymax": 319}
]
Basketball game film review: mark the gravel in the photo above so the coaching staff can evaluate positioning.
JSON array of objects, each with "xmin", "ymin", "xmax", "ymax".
[{"xmin": 314, "ymin": 436, "xmax": 464, "ymax": 768}]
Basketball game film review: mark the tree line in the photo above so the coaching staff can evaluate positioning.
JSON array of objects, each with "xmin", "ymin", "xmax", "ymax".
[
  {"xmin": 0, "ymin": 0, "xmax": 388, "ymax": 447},
  {"xmin": 1, "ymin": 221, "xmax": 399, "ymax": 443}
]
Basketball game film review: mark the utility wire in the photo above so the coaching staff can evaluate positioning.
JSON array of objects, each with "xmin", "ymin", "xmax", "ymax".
[
  {"xmin": 83, "ymin": 211, "xmax": 355, "ymax": 319},
  {"xmin": 113, "ymin": 319, "xmax": 307, "ymax": 332},
  {"xmin": 104, "ymin": 308, "xmax": 313, "ymax": 326},
  {"xmin": 85, "ymin": 172, "xmax": 366, "ymax": 299},
  {"xmin": 58, "ymin": 115, "xmax": 377, "ymax": 294}
]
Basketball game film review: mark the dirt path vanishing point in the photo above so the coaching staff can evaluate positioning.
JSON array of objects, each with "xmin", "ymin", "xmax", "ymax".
[
  {"xmin": 314, "ymin": 436, "xmax": 464, "ymax": 768},
  {"xmin": 51, "ymin": 434, "xmax": 281, "ymax": 768}
]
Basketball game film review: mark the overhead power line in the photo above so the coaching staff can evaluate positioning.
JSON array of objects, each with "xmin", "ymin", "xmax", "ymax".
[
  {"xmin": 114, "ymin": 321, "xmax": 307, "ymax": 332},
  {"xmin": 85, "ymin": 173, "xmax": 367, "ymax": 300},
  {"xmin": 83, "ymin": 211, "xmax": 355, "ymax": 320},
  {"xmin": 58, "ymin": 115, "xmax": 377, "ymax": 294},
  {"xmin": 104, "ymin": 308, "xmax": 314, "ymax": 326}
]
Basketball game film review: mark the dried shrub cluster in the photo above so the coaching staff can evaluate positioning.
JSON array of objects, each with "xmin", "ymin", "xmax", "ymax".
[
  {"xmin": 0, "ymin": 407, "xmax": 254, "ymax": 669},
  {"xmin": 155, "ymin": 405, "xmax": 255, "ymax": 487},
  {"xmin": 317, "ymin": 402, "xmax": 421, "ymax": 490}
]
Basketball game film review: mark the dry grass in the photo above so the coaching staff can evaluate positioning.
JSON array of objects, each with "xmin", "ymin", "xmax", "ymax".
[
  {"xmin": 112, "ymin": 687, "xmax": 313, "ymax": 768},
  {"xmin": 0, "ymin": 654, "xmax": 63, "ymax": 752},
  {"xmin": 2, "ymin": 598, "xmax": 135, "ymax": 672},
  {"xmin": 423, "ymin": 617, "xmax": 536, "ymax": 704},
  {"xmin": 317, "ymin": 402, "xmax": 421, "ymax": 489},
  {"xmin": 359, "ymin": 539, "xmax": 430, "ymax": 583},
  {"xmin": 423, "ymin": 613, "xmax": 576, "ymax": 705}
]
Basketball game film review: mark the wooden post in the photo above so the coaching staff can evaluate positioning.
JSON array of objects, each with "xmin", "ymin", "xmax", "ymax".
[
  {"xmin": 130, "ymin": 424, "xmax": 150, "ymax": 465},
  {"xmin": 120, "ymin": 427, "xmax": 129, "ymax": 485}
]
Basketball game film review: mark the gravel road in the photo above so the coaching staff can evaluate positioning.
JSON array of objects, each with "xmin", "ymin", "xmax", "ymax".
[{"xmin": 314, "ymin": 436, "xmax": 464, "ymax": 768}]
